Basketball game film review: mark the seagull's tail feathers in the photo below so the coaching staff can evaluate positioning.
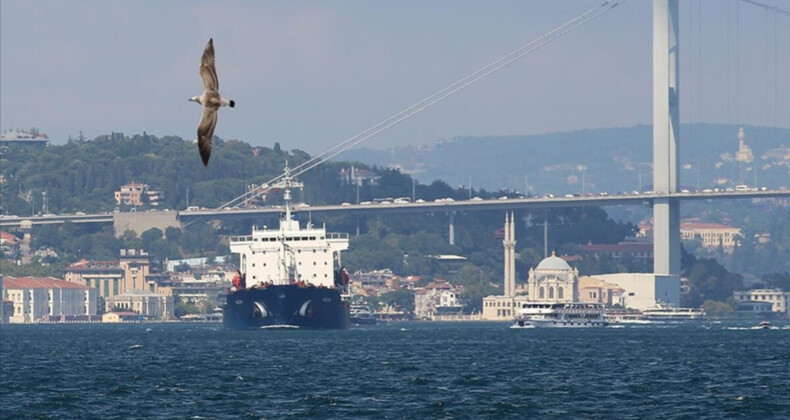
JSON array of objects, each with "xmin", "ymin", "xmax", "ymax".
[{"xmin": 229, "ymin": 100, "xmax": 235, "ymax": 108}]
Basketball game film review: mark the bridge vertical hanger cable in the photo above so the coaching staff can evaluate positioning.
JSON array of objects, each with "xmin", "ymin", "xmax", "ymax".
[
  {"xmin": 216, "ymin": 0, "xmax": 627, "ymax": 210},
  {"xmin": 774, "ymin": 10, "xmax": 778, "ymax": 127},
  {"xmin": 697, "ymin": 0, "xmax": 703, "ymax": 140},
  {"xmin": 288, "ymin": 0, "xmax": 624, "ymax": 180},
  {"xmin": 688, "ymin": 0, "xmax": 694, "ymax": 149},
  {"xmin": 736, "ymin": 0, "xmax": 790, "ymax": 127},
  {"xmin": 725, "ymin": 0, "xmax": 732, "ymax": 122},
  {"xmin": 736, "ymin": 0, "xmax": 740, "ymax": 125}
]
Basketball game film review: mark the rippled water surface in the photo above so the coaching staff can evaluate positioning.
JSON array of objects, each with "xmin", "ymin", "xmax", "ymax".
[{"xmin": 2, "ymin": 321, "xmax": 789, "ymax": 419}]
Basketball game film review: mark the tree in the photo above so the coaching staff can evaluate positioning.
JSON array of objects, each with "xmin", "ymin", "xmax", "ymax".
[
  {"xmin": 682, "ymin": 257, "xmax": 744, "ymax": 308},
  {"xmin": 763, "ymin": 272, "xmax": 790, "ymax": 290},
  {"xmin": 173, "ymin": 300, "xmax": 200, "ymax": 318},
  {"xmin": 701, "ymin": 300, "xmax": 734, "ymax": 318},
  {"xmin": 379, "ymin": 289, "xmax": 415, "ymax": 313},
  {"xmin": 141, "ymin": 228, "xmax": 163, "ymax": 248}
]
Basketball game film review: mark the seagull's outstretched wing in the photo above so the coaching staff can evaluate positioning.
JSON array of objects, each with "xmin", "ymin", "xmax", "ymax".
[
  {"xmin": 197, "ymin": 107, "xmax": 218, "ymax": 166},
  {"xmin": 200, "ymin": 38, "xmax": 219, "ymax": 91}
]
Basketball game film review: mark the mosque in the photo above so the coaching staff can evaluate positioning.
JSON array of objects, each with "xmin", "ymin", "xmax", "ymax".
[{"xmin": 481, "ymin": 212, "xmax": 680, "ymax": 321}]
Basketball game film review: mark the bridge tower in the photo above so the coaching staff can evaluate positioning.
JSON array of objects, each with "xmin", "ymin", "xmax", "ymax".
[{"xmin": 653, "ymin": 0, "xmax": 681, "ymax": 276}]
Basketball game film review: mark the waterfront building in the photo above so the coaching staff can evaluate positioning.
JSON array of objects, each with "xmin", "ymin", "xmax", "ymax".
[
  {"xmin": 167, "ymin": 272, "xmax": 228, "ymax": 308},
  {"xmin": 735, "ymin": 300, "xmax": 774, "ymax": 317},
  {"xmin": 64, "ymin": 249, "xmax": 152, "ymax": 298},
  {"xmin": 0, "ymin": 274, "xmax": 10, "ymax": 323},
  {"xmin": 414, "ymin": 280, "xmax": 464, "ymax": 319},
  {"xmin": 102, "ymin": 311, "xmax": 142, "ymax": 323},
  {"xmin": 106, "ymin": 290, "xmax": 174, "ymax": 320},
  {"xmin": 1, "ymin": 299, "xmax": 12, "ymax": 323},
  {"xmin": 482, "ymin": 295, "xmax": 529, "ymax": 321},
  {"xmin": 588, "ymin": 273, "xmax": 680, "ymax": 310},
  {"xmin": 733, "ymin": 289, "xmax": 789, "ymax": 317},
  {"xmin": 2, "ymin": 276, "xmax": 97, "ymax": 324},
  {"xmin": 578, "ymin": 276, "xmax": 625, "ymax": 306}
]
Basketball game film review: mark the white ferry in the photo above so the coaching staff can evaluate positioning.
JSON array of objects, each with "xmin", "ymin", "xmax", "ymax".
[
  {"xmin": 513, "ymin": 302, "xmax": 607, "ymax": 328},
  {"xmin": 604, "ymin": 310, "xmax": 654, "ymax": 325},
  {"xmin": 641, "ymin": 304, "xmax": 706, "ymax": 322}
]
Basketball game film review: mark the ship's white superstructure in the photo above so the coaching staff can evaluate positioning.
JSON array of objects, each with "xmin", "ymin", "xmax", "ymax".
[{"xmin": 229, "ymin": 166, "xmax": 349, "ymax": 288}]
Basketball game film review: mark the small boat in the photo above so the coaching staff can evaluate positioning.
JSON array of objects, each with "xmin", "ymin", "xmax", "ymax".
[
  {"xmin": 349, "ymin": 304, "xmax": 378, "ymax": 325},
  {"xmin": 750, "ymin": 320, "xmax": 777, "ymax": 330},
  {"xmin": 510, "ymin": 319, "xmax": 534, "ymax": 329}
]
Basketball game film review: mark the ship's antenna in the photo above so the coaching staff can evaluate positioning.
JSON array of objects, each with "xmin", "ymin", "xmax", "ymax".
[{"xmin": 271, "ymin": 163, "xmax": 303, "ymax": 227}]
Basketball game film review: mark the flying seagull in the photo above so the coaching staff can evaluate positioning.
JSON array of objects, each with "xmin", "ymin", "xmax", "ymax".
[{"xmin": 189, "ymin": 38, "xmax": 235, "ymax": 166}]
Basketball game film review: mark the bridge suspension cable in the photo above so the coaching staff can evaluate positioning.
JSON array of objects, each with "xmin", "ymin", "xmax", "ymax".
[{"xmin": 218, "ymin": 0, "xmax": 626, "ymax": 210}]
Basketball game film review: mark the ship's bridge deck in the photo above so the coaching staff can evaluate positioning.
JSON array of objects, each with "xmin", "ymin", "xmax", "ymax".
[{"xmin": 229, "ymin": 231, "xmax": 349, "ymax": 243}]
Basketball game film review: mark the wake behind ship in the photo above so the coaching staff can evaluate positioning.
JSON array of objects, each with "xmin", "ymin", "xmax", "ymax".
[{"xmin": 223, "ymin": 167, "xmax": 350, "ymax": 329}]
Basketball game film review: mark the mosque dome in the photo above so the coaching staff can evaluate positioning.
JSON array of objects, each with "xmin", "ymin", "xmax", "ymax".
[{"xmin": 535, "ymin": 251, "xmax": 572, "ymax": 271}]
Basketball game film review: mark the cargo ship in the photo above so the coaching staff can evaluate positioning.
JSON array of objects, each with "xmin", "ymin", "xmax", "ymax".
[{"xmin": 223, "ymin": 167, "xmax": 350, "ymax": 329}]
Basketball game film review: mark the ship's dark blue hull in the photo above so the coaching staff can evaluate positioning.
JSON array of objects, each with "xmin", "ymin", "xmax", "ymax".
[{"xmin": 223, "ymin": 285, "xmax": 349, "ymax": 329}]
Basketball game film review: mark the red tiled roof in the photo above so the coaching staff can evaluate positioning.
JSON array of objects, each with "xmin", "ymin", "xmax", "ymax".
[
  {"xmin": 4, "ymin": 276, "xmax": 91, "ymax": 289},
  {"xmin": 0, "ymin": 230, "xmax": 19, "ymax": 244}
]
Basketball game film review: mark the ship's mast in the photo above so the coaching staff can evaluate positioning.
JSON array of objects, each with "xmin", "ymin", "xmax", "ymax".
[
  {"xmin": 271, "ymin": 164, "xmax": 304, "ymax": 283},
  {"xmin": 271, "ymin": 163, "xmax": 303, "ymax": 229}
]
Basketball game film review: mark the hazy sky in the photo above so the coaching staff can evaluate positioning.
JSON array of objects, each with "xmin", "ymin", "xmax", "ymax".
[{"xmin": 1, "ymin": 0, "xmax": 788, "ymax": 155}]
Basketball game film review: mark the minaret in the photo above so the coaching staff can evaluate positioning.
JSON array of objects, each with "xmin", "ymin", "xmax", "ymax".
[
  {"xmin": 509, "ymin": 212, "xmax": 516, "ymax": 296},
  {"xmin": 502, "ymin": 213, "xmax": 510, "ymax": 296},
  {"xmin": 502, "ymin": 212, "xmax": 517, "ymax": 297}
]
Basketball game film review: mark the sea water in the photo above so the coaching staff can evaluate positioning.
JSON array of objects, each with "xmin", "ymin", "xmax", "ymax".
[{"xmin": 1, "ymin": 321, "xmax": 789, "ymax": 419}]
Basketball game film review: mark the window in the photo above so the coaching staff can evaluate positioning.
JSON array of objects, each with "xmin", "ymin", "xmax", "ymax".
[
  {"xmin": 539, "ymin": 287, "xmax": 545, "ymax": 299},
  {"xmin": 549, "ymin": 287, "xmax": 554, "ymax": 299}
]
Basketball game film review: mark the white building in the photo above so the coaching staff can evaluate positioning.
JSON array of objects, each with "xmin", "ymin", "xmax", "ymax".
[
  {"xmin": 2, "ymin": 276, "xmax": 97, "ymax": 323},
  {"xmin": 482, "ymin": 295, "xmax": 530, "ymax": 320},
  {"xmin": 526, "ymin": 252, "xmax": 579, "ymax": 302},
  {"xmin": 414, "ymin": 281, "xmax": 463, "ymax": 319},
  {"xmin": 589, "ymin": 273, "xmax": 680, "ymax": 310},
  {"xmin": 106, "ymin": 290, "xmax": 174, "ymax": 320},
  {"xmin": 733, "ymin": 289, "xmax": 789, "ymax": 317}
]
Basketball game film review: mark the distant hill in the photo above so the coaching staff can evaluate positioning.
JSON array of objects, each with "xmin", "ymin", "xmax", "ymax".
[{"xmin": 336, "ymin": 124, "xmax": 790, "ymax": 195}]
